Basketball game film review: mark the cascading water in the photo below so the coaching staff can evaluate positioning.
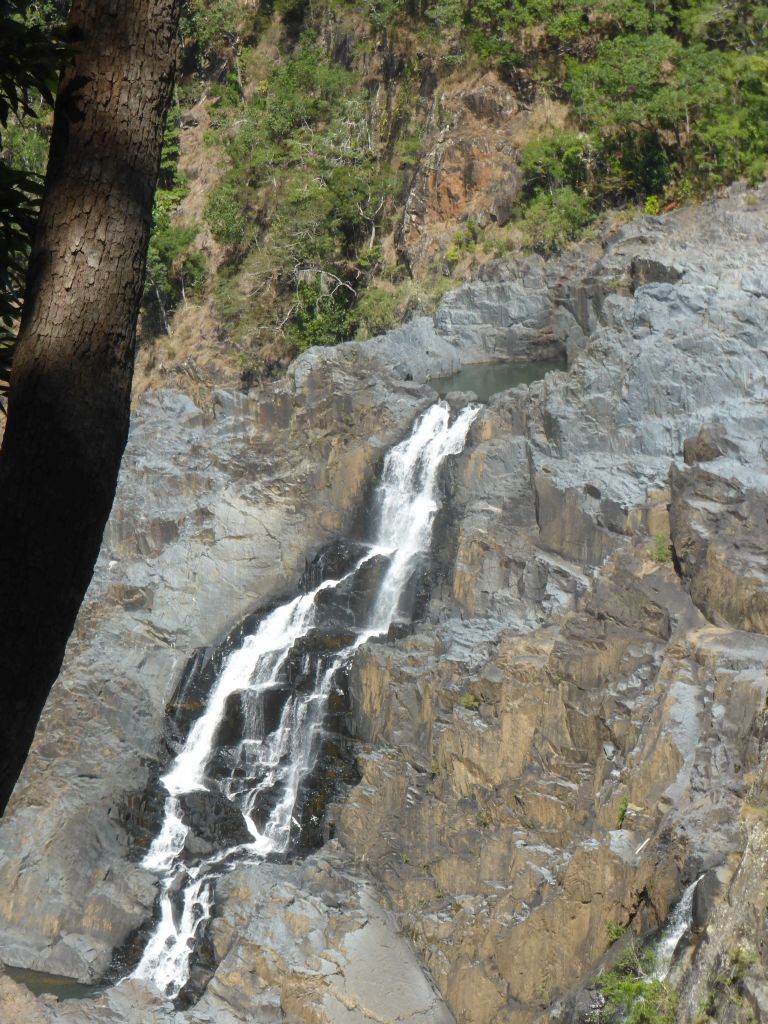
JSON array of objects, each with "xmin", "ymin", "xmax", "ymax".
[
  {"xmin": 654, "ymin": 875, "xmax": 703, "ymax": 981},
  {"xmin": 129, "ymin": 401, "xmax": 479, "ymax": 999}
]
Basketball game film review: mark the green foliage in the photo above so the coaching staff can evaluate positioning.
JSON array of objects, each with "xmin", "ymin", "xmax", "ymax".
[
  {"xmin": 650, "ymin": 534, "xmax": 672, "ymax": 564},
  {"xmin": 140, "ymin": 0, "xmax": 768, "ymax": 367},
  {"xmin": 393, "ymin": 132, "xmax": 424, "ymax": 173},
  {"xmin": 145, "ymin": 218, "xmax": 206, "ymax": 332},
  {"xmin": 459, "ymin": 693, "xmax": 481, "ymax": 711},
  {"xmin": 607, "ymin": 922, "xmax": 626, "ymax": 943},
  {"xmin": 205, "ymin": 181, "xmax": 251, "ymax": 249},
  {"xmin": 616, "ymin": 795, "xmax": 629, "ymax": 827},
  {"xmin": 180, "ymin": 0, "xmax": 245, "ymax": 79},
  {"xmin": 355, "ymin": 287, "xmax": 402, "ymax": 338},
  {"xmin": 0, "ymin": 2, "xmax": 62, "ymax": 127},
  {"xmin": 597, "ymin": 943, "xmax": 678, "ymax": 1024},
  {"xmin": 142, "ymin": 109, "xmax": 206, "ymax": 337},
  {"xmin": 444, "ymin": 219, "xmax": 481, "ymax": 270},
  {"xmin": 1, "ymin": 113, "xmax": 49, "ymax": 178},
  {"xmin": 260, "ymin": 42, "xmax": 354, "ymax": 140},
  {"xmin": 344, "ymin": 0, "xmax": 757, "ymax": 250},
  {"xmin": 680, "ymin": 1, "xmax": 768, "ymax": 51},
  {"xmin": 288, "ymin": 282, "xmax": 356, "ymax": 351},
  {"xmin": 509, "ymin": 1, "xmax": 768, "ymax": 240},
  {"xmin": 520, "ymin": 187, "xmax": 594, "ymax": 254},
  {"xmin": 0, "ymin": 162, "xmax": 41, "ymax": 392},
  {"xmin": 517, "ymin": 132, "xmax": 598, "ymax": 249},
  {"xmin": 202, "ymin": 32, "xmax": 397, "ymax": 362},
  {"xmin": 521, "ymin": 133, "xmax": 592, "ymax": 196}
]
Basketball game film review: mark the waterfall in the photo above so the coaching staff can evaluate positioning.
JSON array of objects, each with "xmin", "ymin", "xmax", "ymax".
[
  {"xmin": 654, "ymin": 876, "xmax": 703, "ymax": 981},
  {"xmin": 129, "ymin": 401, "xmax": 479, "ymax": 998}
]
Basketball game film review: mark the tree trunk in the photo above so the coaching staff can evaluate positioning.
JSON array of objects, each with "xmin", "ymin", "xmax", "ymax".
[{"xmin": 0, "ymin": 0, "xmax": 180, "ymax": 813}]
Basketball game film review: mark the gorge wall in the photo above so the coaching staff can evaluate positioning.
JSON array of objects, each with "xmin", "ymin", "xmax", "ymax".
[{"xmin": 1, "ymin": 183, "xmax": 768, "ymax": 1024}]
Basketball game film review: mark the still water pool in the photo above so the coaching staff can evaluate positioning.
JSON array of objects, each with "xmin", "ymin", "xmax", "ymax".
[
  {"xmin": 429, "ymin": 357, "xmax": 567, "ymax": 402},
  {"xmin": 4, "ymin": 964, "xmax": 104, "ymax": 1000}
]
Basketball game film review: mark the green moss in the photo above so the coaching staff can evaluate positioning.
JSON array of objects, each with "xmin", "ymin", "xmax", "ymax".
[{"xmin": 459, "ymin": 693, "xmax": 481, "ymax": 711}]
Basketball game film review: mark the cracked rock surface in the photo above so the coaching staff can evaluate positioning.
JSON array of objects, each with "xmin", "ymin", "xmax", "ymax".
[{"xmin": 2, "ymin": 183, "xmax": 768, "ymax": 1023}]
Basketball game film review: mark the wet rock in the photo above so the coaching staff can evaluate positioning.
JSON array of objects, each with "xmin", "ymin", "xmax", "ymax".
[
  {"xmin": 0, "ymin": 343, "xmax": 432, "ymax": 983},
  {"xmin": 4, "ymin": 183, "xmax": 768, "ymax": 1023},
  {"xmin": 335, "ymin": 183, "xmax": 768, "ymax": 1022},
  {"xmin": 312, "ymin": 555, "xmax": 392, "ymax": 631},
  {"xmin": 178, "ymin": 792, "xmax": 253, "ymax": 850},
  {"xmin": 200, "ymin": 852, "xmax": 456, "ymax": 1024},
  {"xmin": 691, "ymin": 867, "xmax": 724, "ymax": 932}
]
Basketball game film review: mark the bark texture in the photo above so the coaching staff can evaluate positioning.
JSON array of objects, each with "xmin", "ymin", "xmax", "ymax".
[{"xmin": 0, "ymin": 0, "xmax": 180, "ymax": 813}]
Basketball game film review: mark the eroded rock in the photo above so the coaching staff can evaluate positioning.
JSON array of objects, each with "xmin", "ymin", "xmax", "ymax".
[{"xmin": 3, "ymin": 183, "xmax": 768, "ymax": 1023}]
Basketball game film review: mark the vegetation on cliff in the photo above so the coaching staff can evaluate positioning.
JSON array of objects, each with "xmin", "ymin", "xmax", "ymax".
[
  {"xmin": 596, "ymin": 943, "xmax": 678, "ymax": 1024},
  {"xmin": 148, "ymin": 0, "xmax": 768, "ymax": 378},
  {"xmin": 2, "ymin": 0, "xmax": 767, "ymax": 386}
]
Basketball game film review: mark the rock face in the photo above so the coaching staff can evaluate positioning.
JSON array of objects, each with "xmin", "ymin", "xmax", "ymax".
[
  {"xmin": 2, "ymin": 183, "xmax": 768, "ymax": 1023},
  {"xmin": 0, "ymin": 357, "xmax": 433, "ymax": 986},
  {"xmin": 395, "ymin": 72, "xmax": 527, "ymax": 271},
  {"xmin": 670, "ymin": 464, "xmax": 768, "ymax": 635}
]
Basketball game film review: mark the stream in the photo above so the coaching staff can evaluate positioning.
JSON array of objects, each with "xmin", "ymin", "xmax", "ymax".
[{"xmin": 129, "ymin": 400, "xmax": 479, "ymax": 999}]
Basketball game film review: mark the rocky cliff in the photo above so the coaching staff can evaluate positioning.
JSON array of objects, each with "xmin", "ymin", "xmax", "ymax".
[{"xmin": 1, "ymin": 182, "xmax": 768, "ymax": 1024}]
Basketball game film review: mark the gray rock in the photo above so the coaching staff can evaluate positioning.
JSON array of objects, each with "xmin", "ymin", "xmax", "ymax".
[{"xmin": 3, "ymin": 182, "xmax": 768, "ymax": 1024}]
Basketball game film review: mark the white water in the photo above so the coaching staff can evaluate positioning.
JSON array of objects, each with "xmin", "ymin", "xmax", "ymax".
[
  {"xmin": 130, "ymin": 401, "xmax": 479, "ymax": 998},
  {"xmin": 654, "ymin": 875, "xmax": 703, "ymax": 981}
]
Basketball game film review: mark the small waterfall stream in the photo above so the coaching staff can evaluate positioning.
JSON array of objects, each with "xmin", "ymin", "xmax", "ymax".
[
  {"xmin": 654, "ymin": 875, "xmax": 703, "ymax": 981},
  {"xmin": 129, "ymin": 401, "xmax": 479, "ymax": 998}
]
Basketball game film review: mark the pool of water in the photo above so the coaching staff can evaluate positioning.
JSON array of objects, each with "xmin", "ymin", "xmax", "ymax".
[
  {"xmin": 429, "ymin": 357, "xmax": 567, "ymax": 402},
  {"xmin": 3, "ymin": 964, "xmax": 105, "ymax": 1000}
]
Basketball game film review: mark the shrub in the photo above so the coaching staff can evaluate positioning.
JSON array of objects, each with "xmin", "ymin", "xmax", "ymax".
[
  {"xmin": 597, "ymin": 943, "xmax": 678, "ymax": 1024},
  {"xmin": 520, "ymin": 187, "xmax": 594, "ymax": 254},
  {"xmin": 145, "ymin": 222, "xmax": 206, "ymax": 332},
  {"xmin": 520, "ymin": 132, "xmax": 592, "ymax": 197},
  {"xmin": 288, "ymin": 281, "xmax": 356, "ymax": 351},
  {"xmin": 142, "ymin": 109, "xmax": 206, "ymax": 336},
  {"xmin": 205, "ymin": 181, "xmax": 251, "ymax": 249},
  {"xmin": 355, "ymin": 287, "xmax": 402, "ymax": 338},
  {"xmin": 650, "ymin": 534, "xmax": 672, "ymax": 564}
]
